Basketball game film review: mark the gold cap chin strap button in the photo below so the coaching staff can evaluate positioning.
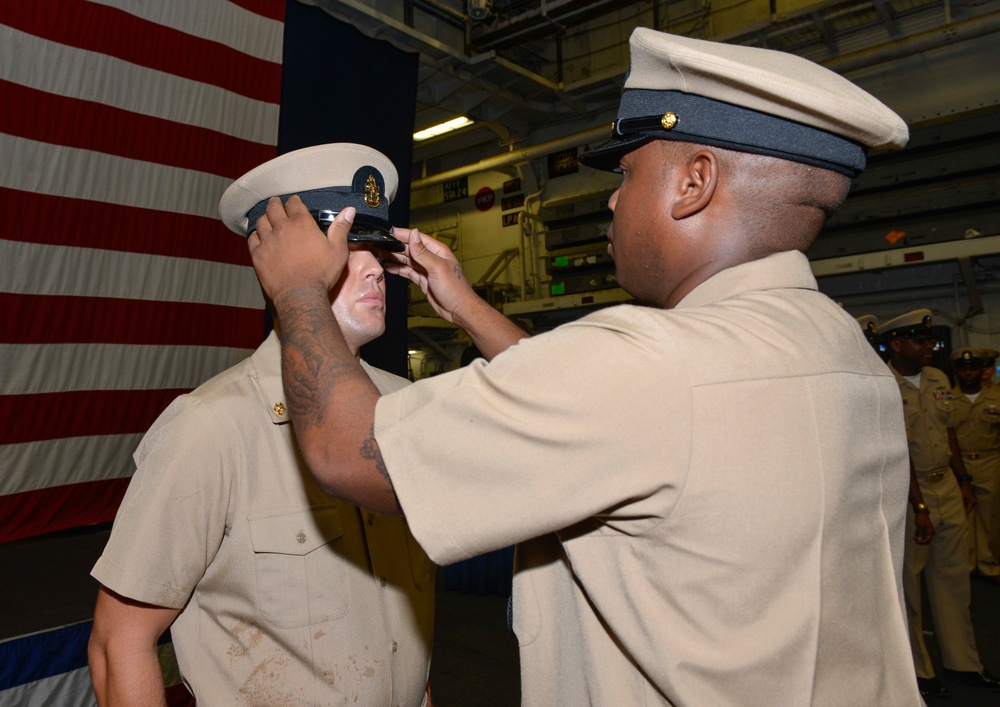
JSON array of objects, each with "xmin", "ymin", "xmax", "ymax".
[{"xmin": 612, "ymin": 112, "xmax": 680, "ymax": 137}]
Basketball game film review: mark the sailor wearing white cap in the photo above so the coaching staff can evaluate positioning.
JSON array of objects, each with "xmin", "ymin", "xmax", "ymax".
[
  {"xmin": 250, "ymin": 29, "xmax": 924, "ymax": 706},
  {"xmin": 91, "ymin": 144, "xmax": 435, "ymax": 706},
  {"xmin": 857, "ymin": 313, "xmax": 882, "ymax": 352}
]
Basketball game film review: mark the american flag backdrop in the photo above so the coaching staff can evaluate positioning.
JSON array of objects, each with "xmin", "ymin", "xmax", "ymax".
[{"xmin": 0, "ymin": 0, "xmax": 286, "ymax": 544}]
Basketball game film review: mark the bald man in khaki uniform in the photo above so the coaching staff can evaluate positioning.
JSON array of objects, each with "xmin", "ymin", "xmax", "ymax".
[
  {"xmin": 248, "ymin": 29, "xmax": 926, "ymax": 706},
  {"xmin": 949, "ymin": 347, "xmax": 1000, "ymax": 584},
  {"xmin": 89, "ymin": 145, "xmax": 435, "ymax": 706},
  {"xmin": 883, "ymin": 312, "xmax": 1000, "ymax": 699}
]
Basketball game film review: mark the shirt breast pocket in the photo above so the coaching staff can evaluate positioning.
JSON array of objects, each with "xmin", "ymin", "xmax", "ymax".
[{"xmin": 248, "ymin": 506, "xmax": 350, "ymax": 628}]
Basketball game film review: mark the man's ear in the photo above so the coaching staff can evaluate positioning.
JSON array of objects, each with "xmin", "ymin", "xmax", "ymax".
[{"xmin": 671, "ymin": 149, "xmax": 718, "ymax": 220}]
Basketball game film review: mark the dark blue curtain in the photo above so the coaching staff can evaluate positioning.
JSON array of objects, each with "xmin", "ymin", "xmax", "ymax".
[{"xmin": 278, "ymin": 1, "xmax": 418, "ymax": 377}]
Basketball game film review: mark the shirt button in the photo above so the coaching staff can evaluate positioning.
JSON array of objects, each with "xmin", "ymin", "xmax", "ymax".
[
  {"xmin": 367, "ymin": 513, "xmax": 376, "ymax": 525},
  {"xmin": 391, "ymin": 641, "xmax": 398, "ymax": 652},
  {"xmin": 296, "ymin": 532, "xmax": 306, "ymax": 544}
]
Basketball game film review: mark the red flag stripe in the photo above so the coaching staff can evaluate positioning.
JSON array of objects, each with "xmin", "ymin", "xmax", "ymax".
[
  {"xmin": 1, "ymin": 80, "xmax": 276, "ymax": 180},
  {"xmin": 0, "ymin": 478, "xmax": 131, "ymax": 544},
  {"xmin": 3, "ymin": 293, "xmax": 265, "ymax": 347},
  {"xmin": 0, "ymin": 1, "xmax": 281, "ymax": 102},
  {"xmin": 3, "ymin": 390, "xmax": 189, "ymax": 445},
  {"xmin": 165, "ymin": 682, "xmax": 196, "ymax": 707},
  {"xmin": 0, "ymin": 188, "xmax": 255, "ymax": 265},
  {"xmin": 227, "ymin": 0, "xmax": 288, "ymax": 22}
]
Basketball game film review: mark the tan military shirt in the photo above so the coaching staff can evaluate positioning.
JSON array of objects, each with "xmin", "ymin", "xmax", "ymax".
[
  {"xmin": 376, "ymin": 251, "xmax": 920, "ymax": 706},
  {"xmin": 890, "ymin": 364, "xmax": 954, "ymax": 475},
  {"xmin": 949, "ymin": 384, "xmax": 1000, "ymax": 453},
  {"xmin": 93, "ymin": 332, "xmax": 434, "ymax": 706}
]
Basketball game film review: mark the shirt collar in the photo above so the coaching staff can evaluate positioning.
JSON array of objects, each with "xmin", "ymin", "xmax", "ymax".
[
  {"xmin": 675, "ymin": 250, "xmax": 818, "ymax": 310},
  {"xmin": 251, "ymin": 330, "xmax": 289, "ymax": 424},
  {"xmin": 251, "ymin": 330, "xmax": 375, "ymax": 425}
]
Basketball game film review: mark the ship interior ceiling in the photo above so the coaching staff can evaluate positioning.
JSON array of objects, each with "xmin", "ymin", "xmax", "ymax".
[{"xmin": 305, "ymin": 0, "xmax": 1000, "ymax": 368}]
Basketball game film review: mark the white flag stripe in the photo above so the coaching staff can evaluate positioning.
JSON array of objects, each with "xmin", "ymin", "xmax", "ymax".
[
  {"xmin": 1, "ymin": 239, "xmax": 263, "ymax": 309},
  {"xmin": 2, "ymin": 343, "xmax": 254, "ymax": 396},
  {"xmin": 90, "ymin": 0, "xmax": 284, "ymax": 63},
  {"xmin": 0, "ymin": 134, "xmax": 238, "ymax": 218},
  {"xmin": 2, "ymin": 434, "xmax": 144, "ymax": 495},
  {"xmin": 0, "ymin": 667, "xmax": 97, "ymax": 707},
  {"xmin": 2, "ymin": 25, "xmax": 280, "ymax": 146}
]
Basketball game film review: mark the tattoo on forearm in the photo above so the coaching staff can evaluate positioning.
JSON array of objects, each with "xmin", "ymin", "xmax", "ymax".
[
  {"xmin": 451, "ymin": 263, "xmax": 463, "ymax": 280},
  {"xmin": 361, "ymin": 424, "xmax": 395, "ymax": 495}
]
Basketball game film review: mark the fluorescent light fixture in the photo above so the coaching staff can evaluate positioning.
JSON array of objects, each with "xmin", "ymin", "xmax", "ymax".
[{"xmin": 413, "ymin": 116, "xmax": 473, "ymax": 141}]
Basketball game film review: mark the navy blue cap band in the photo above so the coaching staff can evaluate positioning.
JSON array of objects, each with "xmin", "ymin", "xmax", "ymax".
[
  {"xmin": 580, "ymin": 89, "xmax": 868, "ymax": 176},
  {"xmin": 245, "ymin": 186, "xmax": 387, "ymax": 237}
]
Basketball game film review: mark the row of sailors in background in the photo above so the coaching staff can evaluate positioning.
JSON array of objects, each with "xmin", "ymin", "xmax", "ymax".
[
  {"xmin": 857, "ymin": 309, "xmax": 1000, "ymax": 698},
  {"xmin": 858, "ymin": 312, "xmax": 1000, "ymax": 387}
]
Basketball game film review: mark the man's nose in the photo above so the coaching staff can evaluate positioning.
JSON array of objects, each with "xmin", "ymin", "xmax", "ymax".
[{"xmin": 361, "ymin": 250, "xmax": 384, "ymax": 277}]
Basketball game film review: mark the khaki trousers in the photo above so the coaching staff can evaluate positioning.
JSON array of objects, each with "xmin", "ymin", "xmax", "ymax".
[
  {"xmin": 963, "ymin": 451, "xmax": 1000, "ymax": 576},
  {"xmin": 903, "ymin": 471, "xmax": 982, "ymax": 678}
]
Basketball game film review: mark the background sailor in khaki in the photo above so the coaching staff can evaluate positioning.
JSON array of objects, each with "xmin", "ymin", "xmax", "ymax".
[
  {"xmin": 949, "ymin": 347, "xmax": 1000, "ymax": 585},
  {"xmin": 248, "ymin": 28, "xmax": 925, "ymax": 706},
  {"xmin": 856, "ymin": 313, "xmax": 881, "ymax": 351},
  {"xmin": 982, "ymin": 348, "xmax": 1000, "ymax": 388},
  {"xmin": 89, "ymin": 144, "xmax": 435, "ymax": 707},
  {"xmin": 883, "ymin": 310, "xmax": 1000, "ymax": 698},
  {"xmin": 856, "ymin": 313, "xmax": 888, "ymax": 360}
]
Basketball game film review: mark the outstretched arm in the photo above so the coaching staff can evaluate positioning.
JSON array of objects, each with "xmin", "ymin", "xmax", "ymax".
[
  {"xmin": 385, "ymin": 228, "xmax": 530, "ymax": 360},
  {"xmin": 248, "ymin": 196, "xmax": 399, "ymax": 513}
]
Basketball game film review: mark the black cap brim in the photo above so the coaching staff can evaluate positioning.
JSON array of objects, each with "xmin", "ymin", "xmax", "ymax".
[
  {"xmin": 347, "ymin": 230, "xmax": 406, "ymax": 253},
  {"xmin": 578, "ymin": 134, "xmax": 653, "ymax": 172},
  {"xmin": 883, "ymin": 327, "xmax": 935, "ymax": 340},
  {"xmin": 311, "ymin": 210, "xmax": 405, "ymax": 252}
]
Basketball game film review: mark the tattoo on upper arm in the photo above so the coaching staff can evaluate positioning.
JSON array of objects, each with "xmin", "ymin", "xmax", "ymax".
[{"xmin": 361, "ymin": 424, "xmax": 395, "ymax": 495}]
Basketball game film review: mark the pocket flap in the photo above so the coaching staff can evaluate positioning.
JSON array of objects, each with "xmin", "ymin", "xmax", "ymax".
[{"xmin": 248, "ymin": 505, "xmax": 344, "ymax": 556}]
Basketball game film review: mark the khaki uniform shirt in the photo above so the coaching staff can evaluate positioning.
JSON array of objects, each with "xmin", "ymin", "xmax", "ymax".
[
  {"xmin": 949, "ymin": 385, "xmax": 1000, "ymax": 453},
  {"xmin": 93, "ymin": 332, "xmax": 434, "ymax": 706},
  {"xmin": 375, "ymin": 251, "xmax": 920, "ymax": 706},
  {"xmin": 891, "ymin": 365, "xmax": 954, "ymax": 475}
]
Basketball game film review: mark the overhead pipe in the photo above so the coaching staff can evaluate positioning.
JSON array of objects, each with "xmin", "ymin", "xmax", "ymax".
[{"xmin": 411, "ymin": 124, "xmax": 610, "ymax": 190}]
